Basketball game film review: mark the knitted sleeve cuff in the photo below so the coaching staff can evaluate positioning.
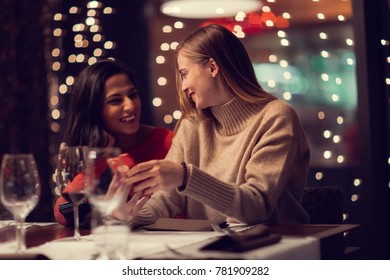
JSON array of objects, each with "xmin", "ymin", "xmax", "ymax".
[
  {"xmin": 178, "ymin": 162, "xmax": 188, "ymax": 191},
  {"xmin": 177, "ymin": 164, "xmax": 235, "ymax": 211}
]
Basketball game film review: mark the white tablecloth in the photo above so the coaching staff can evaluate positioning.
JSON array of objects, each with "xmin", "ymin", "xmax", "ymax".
[{"xmin": 0, "ymin": 222, "xmax": 320, "ymax": 260}]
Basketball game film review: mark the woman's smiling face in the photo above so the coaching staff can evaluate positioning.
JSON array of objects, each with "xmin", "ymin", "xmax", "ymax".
[
  {"xmin": 178, "ymin": 52, "xmax": 233, "ymax": 110},
  {"xmin": 177, "ymin": 53, "xmax": 218, "ymax": 110},
  {"xmin": 102, "ymin": 73, "xmax": 141, "ymax": 138}
]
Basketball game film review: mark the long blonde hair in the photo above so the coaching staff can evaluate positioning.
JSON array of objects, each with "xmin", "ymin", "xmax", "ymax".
[{"xmin": 175, "ymin": 24, "xmax": 276, "ymax": 122}]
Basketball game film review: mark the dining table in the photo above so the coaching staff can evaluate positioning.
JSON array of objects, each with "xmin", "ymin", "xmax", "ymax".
[{"xmin": 0, "ymin": 220, "xmax": 360, "ymax": 260}]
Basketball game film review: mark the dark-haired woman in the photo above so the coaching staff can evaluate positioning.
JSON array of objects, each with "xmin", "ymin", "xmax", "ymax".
[{"xmin": 53, "ymin": 59, "xmax": 174, "ymax": 226}]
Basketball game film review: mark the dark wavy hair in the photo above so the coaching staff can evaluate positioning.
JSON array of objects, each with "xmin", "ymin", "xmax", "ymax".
[{"xmin": 63, "ymin": 59, "xmax": 139, "ymax": 147}]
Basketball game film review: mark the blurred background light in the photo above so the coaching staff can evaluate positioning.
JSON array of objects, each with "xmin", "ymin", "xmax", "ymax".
[{"xmin": 160, "ymin": 0, "xmax": 262, "ymax": 19}]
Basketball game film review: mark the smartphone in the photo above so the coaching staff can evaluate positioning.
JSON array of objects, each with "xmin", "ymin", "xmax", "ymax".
[
  {"xmin": 107, "ymin": 153, "xmax": 151, "ymax": 198},
  {"xmin": 106, "ymin": 153, "xmax": 136, "ymax": 172}
]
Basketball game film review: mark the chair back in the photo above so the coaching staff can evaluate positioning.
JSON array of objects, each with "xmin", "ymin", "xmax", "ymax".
[{"xmin": 302, "ymin": 186, "xmax": 344, "ymax": 224}]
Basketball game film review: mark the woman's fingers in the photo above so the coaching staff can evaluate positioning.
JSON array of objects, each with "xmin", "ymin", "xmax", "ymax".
[
  {"xmin": 125, "ymin": 160, "xmax": 184, "ymax": 194},
  {"xmin": 132, "ymin": 179, "xmax": 157, "ymax": 193},
  {"xmin": 116, "ymin": 192, "xmax": 150, "ymax": 223},
  {"xmin": 126, "ymin": 160, "xmax": 157, "ymax": 177},
  {"xmin": 133, "ymin": 196, "xmax": 149, "ymax": 211},
  {"xmin": 106, "ymin": 174, "xmax": 127, "ymax": 197},
  {"xmin": 128, "ymin": 190, "xmax": 142, "ymax": 205},
  {"xmin": 125, "ymin": 174, "xmax": 153, "ymax": 188},
  {"xmin": 104, "ymin": 174, "xmax": 119, "ymax": 198},
  {"xmin": 109, "ymin": 160, "xmax": 184, "ymax": 208},
  {"xmin": 111, "ymin": 189, "xmax": 148, "ymax": 223}
]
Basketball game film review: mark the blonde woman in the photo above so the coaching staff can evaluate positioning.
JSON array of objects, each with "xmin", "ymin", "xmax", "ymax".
[{"xmin": 114, "ymin": 24, "xmax": 310, "ymax": 226}]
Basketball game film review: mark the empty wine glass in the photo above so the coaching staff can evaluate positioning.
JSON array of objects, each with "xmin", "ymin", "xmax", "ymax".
[
  {"xmin": 56, "ymin": 146, "xmax": 88, "ymax": 240},
  {"xmin": 84, "ymin": 147, "xmax": 130, "ymax": 259},
  {"xmin": 0, "ymin": 153, "xmax": 41, "ymax": 253},
  {"xmin": 84, "ymin": 147, "xmax": 124, "ymax": 217}
]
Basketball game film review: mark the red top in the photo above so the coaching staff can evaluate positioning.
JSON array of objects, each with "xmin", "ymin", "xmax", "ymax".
[{"xmin": 53, "ymin": 127, "xmax": 174, "ymax": 226}]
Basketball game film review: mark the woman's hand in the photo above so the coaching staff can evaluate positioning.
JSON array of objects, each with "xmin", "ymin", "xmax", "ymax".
[
  {"xmin": 107, "ymin": 168, "xmax": 150, "ymax": 223},
  {"xmin": 104, "ymin": 171, "xmax": 130, "ymax": 201},
  {"xmin": 111, "ymin": 191, "xmax": 150, "ymax": 223},
  {"xmin": 125, "ymin": 160, "xmax": 185, "ymax": 196}
]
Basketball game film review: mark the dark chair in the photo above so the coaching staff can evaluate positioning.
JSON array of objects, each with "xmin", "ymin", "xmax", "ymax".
[{"xmin": 302, "ymin": 186, "xmax": 344, "ymax": 224}]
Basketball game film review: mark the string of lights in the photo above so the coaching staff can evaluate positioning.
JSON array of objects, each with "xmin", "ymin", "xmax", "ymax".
[{"xmin": 49, "ymin": 0, "xmax": 116, "ymax": 197}]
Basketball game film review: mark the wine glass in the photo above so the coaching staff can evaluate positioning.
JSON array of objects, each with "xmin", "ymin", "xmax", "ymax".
[
  {"xmin": 84, "ymin": 147, "xmax": 124, "ymax": 217},
  {"xmin": 56, "ymin": 146, "xmax": 88, "ymax": 241},
  {"xmin": 84, "ymin": 147, "xmax": 129, "ymax": 259},
  {"xmin": 0, "ymin": 153, "xmax": 41, "ymax": 253}
]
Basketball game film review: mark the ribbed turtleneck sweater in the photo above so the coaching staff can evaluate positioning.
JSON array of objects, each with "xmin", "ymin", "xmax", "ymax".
[{"xmin": 133, "ymin": 97, "xmax": 310, "ymax": 226}]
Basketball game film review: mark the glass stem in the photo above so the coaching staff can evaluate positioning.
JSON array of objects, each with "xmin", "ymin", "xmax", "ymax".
[
  {"xmin": 73, "ymin": 205, "xmax": 81, "ymax": 240},
  {"xmin": 15, "ymin": 216, "xmax": 26, "ymax": 253}
]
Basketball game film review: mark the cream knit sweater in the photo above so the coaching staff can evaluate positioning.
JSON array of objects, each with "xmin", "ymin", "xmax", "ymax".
[{"xmin": 133, "ymin": 97, "xmax": 310, "ymax": 226}]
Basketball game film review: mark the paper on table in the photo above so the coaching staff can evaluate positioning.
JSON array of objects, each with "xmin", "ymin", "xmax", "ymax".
[
  {"xmin": 142, "ymin": 218, "xmax": 217, "ymax": 231},
  {"xmin": 127, "ymin": 231, "xmax": 222, "ymax": 259}
]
